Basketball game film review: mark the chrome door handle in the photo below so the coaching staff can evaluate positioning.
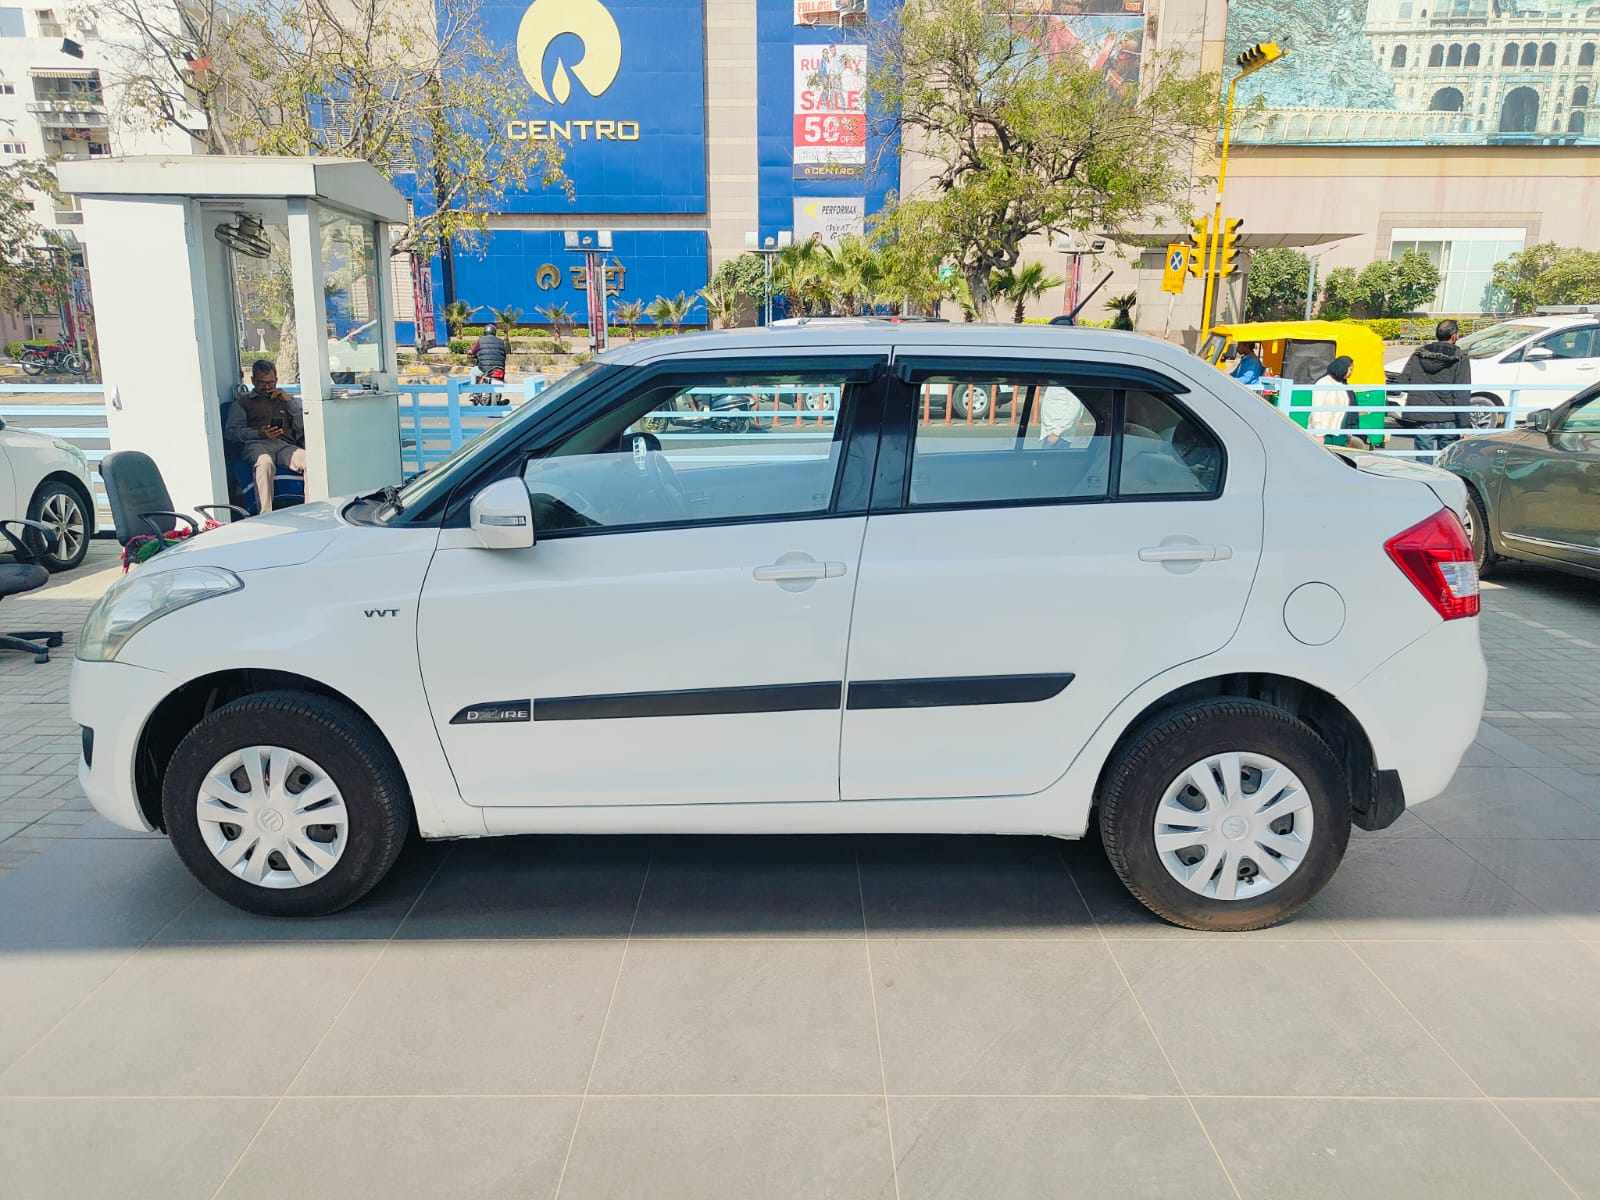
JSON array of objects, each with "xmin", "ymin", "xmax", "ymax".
[
  {"xmin": 753, "ymin": 561, "xmax": 846, "ymax": 581},
  {"xmin": 1138, "ymin": 545, "xmax": 1233, "ymax": 563}
]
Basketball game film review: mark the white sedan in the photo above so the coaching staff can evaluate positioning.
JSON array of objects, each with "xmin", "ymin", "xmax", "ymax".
[
  {"xmin": 0, "ymin": 414, "xmax": 95, "ymax": 571},
  {"xmin": 71, "ymin": 325, "xmax": 1486, "ymax": 931}
]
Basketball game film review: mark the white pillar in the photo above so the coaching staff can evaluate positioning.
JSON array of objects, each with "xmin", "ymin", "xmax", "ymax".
[
  {"xmin": 78, "ymin": 195, "xmax": 231, "ymax": 513},
  {"xmin": 287, "ymin": 198, "xmax": 337, "ymax": 501}
]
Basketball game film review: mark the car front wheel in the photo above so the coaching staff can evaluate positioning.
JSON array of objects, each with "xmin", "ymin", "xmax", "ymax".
[
  {"xmin": 1099, "ymin": 699, "xmax": 1351, "ymax": 932},
  {"xmin": 1464, "ymin": 488, "xmax": 1497, "ymax": 578},
  {"xmin": 162, "ymin": 691, "xmax": 412, "ymax": 916},
  {"xmin": 27, "ymin": 480, "xmax": 90, "ymax": 572}
]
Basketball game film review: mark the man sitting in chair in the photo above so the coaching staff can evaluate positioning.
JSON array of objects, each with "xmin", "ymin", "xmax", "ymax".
[{"xmin": 225, "ymin": 360, "xmax": 306, "ymax": 512}]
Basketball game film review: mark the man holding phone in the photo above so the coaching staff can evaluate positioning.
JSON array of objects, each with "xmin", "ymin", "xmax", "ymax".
[{"xmin": 225, "ymin": 359, "xmax": 306, "ymax": 512}]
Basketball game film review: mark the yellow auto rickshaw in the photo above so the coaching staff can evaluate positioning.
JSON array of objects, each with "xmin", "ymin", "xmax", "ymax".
[{"xmin": 1199, "ymin": 320, "xmax": 1388, "ymax": 446}]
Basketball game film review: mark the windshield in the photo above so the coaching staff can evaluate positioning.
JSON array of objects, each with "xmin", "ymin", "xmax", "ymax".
[
  {"xmin": 385, "ymin": 361, "xmax": 605, "ymax": 520},
  {"xmin": 1458, "ymin": 323, "xmax": 1540, "ymax": 360}
]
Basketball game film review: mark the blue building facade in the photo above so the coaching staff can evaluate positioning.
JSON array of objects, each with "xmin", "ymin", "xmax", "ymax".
[{"xmin": 427, "ymin": 0, "xmax": 901, "ymax": 335}]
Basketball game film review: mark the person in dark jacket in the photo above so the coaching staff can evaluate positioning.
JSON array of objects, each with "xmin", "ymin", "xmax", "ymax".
[
  {"xmin": 1396, "ymin": 319, "xmax": 1470, "ymax": 454},
  {"xmin": 469, "ymin": 325, "xmax": 508, "ymax": 376}
]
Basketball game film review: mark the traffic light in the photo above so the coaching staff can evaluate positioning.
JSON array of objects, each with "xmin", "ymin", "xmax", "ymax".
[
  {"xmin": 1188, "ymin": 216, "xmax": 1209, "ymax": 277},
  {"xmin": 1235, "ymin": 42, "xmax": 1283, "ymax": 73},
  {"xmin": 1217, "ymin": 217, "xmax": 1243, "ymax": 278}
]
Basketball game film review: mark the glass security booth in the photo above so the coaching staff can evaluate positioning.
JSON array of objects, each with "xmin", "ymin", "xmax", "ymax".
[{"xmin": 56, "ymin": 156, "xmax": 411, "ymax": 513}]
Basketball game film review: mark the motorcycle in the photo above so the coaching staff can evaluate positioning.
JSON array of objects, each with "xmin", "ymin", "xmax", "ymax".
[
  {"xmin": 19, "ymin": 341, "xmax": 88, "ymax": 377},
  {"xmin": 468, "ymin": 365, "xmax": 509, "ymax": 406}
]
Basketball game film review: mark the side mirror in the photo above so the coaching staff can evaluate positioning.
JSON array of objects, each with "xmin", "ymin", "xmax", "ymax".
[
  {"xmin": 1525, "ymin": 345, "xmax": 1555, "ymax": 362},
  {"xmin": 469, "ymin": 477, "xmax": 535, "ymax": 550},
  {"xmin": 1529, "ymin": 409, "xmax": 1553, "ymax": 432}
]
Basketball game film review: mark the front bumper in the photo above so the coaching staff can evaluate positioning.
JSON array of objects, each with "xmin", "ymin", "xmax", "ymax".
[
  {"xmin": 70, "ymin": 658, "xmax": 170, "ymax": 833},
  {"xmin": 1343, "ymin": 615, "xmax": 1487, "ymax": 808}
]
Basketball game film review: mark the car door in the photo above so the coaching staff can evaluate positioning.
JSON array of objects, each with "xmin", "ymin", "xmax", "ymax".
[
  {"xmin": 1515, "ymin": 324, "xmax": 1600, "ymax": 413},
  {"xmin": 416, "ymin": 353, "xmax": 888, "ymax": 807},
  {"xmin": 839, "ymin": 354, "xmax": 1264, "ymax": 802},
  {"xmin": 0, "ymin": 426, "xmax": 17, "ymax": 519},
  {"xmin": 1499, "ymin": 392, "xmax": 1600, "ymax": 569}
]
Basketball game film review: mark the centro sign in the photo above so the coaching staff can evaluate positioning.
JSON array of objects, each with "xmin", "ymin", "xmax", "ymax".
[{"xmin": 506, "ymin": 0, "xmax": 638, "ymax": 143}]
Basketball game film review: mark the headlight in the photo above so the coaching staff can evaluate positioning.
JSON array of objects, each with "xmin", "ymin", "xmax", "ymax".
[{"xmin": 77, "ymin": 566, "xmax": 243, "ymax": 662}]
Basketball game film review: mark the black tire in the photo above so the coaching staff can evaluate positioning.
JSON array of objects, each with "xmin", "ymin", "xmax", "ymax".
[
  {"xmin": 1469, "ymin": 393, "xmax": 1505, "ymax": 431},
  {"xmin": 26, "ymin": 480, "xmax": 91, "ymax": 572},
  {"xmin": 1465, "ymin": 487, "xmax": 1498, "ymax": 579},
  {"xmin": 1098, "ymin": 699, "xmax": 1351, "ymax": 932},
  {"xmin": 162, "ymin": 691, "xmax": 412, "ymax": 917},
  {"xmin": 950, "ymin": 383, "xmax": 992, "ymax": 420},
  {"xmin": 21, "ymin": 356, "xmax": 43, "ymax": 376}
]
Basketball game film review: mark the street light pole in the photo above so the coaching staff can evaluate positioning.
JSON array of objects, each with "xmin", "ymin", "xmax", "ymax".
[
  {"xmin": 1201, "ymin": 42, "xmax": 1285, "ymax": 337},
  {"xmin": 745, "ymin": 230, "xmax": 792, "ymax": 326}
]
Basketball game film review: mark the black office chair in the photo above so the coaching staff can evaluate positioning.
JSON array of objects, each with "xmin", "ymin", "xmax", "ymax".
[
  {"xmin": 100, "ymin": 450, "xmax": 246, "ymax": 550},
  {"xmin": 0, "ymin": 518, "xmax": 65, "ymax": 664}
]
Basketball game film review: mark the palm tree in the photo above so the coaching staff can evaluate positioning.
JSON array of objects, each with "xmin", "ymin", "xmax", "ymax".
[
  {"xmin": 489, "ymin": 305, "xmax": 523, "ymax": 333},
  {"xmin": 647, "ymin": 291, "xmax": 698, "ymax": 331},
  {"xmin": 826, "ymin": 236, "xmax": 887, "ymax": 315},
  {"xmin": 992, "ymin": 262, "xmax": 1065, "ymax": 323},
  {"xmin": 442, "ymin": 299, "xmax": 480, "ymax": 339},
  {"xmin": 1105, "ymin": 291, "xmax": 1138, "ymax": 331},
  {"xmin": 698, "ymin": 280, "xmax": 740, "ymax": 328},
  {"xmin": 773, "ymin": 237, "xmax": 830, "ymax": 317},
  {"xmin": 534, "ymin": 302, "xmax": 574, "ymax": 350},
  {"xmin": 613, "ymin": 299, "xmax": 645, "ymax": 340}
]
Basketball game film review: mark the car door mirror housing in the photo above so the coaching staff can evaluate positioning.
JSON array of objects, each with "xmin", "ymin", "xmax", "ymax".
[
  {"xmin": 469, "ymin": 477, "xmax": 535, "ymax": 550},
  {"xmin": 1529, "ymin": 409, "xmax": 1553, "ymax": 432},
  {"xmin": 1525, "ymin": 345, "xmax": 1555, "ymax": 362}
]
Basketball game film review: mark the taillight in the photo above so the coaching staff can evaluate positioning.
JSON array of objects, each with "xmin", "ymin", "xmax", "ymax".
[{"xmin": 1385, "ymin": 509, "xmax": 1480, "ymax": 620}]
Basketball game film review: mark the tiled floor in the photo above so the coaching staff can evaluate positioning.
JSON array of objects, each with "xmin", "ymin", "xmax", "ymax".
[{"xmin": 1, "ymin": 544, "xmax": 1598, "ymax": 1198}]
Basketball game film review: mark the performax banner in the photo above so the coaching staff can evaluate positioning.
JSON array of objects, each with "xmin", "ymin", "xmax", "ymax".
[
  {"xmin": 477, "ymin": 0, "xmax": 708, "ymax": 212},
  {"xmin": 1225, "ymin": 0, "xmax": 1599, "ymax": 146}
]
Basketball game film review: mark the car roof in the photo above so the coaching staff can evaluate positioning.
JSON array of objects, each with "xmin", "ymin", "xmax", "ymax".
[
  {"xmin": 1477, "ymin": 315, "xmax": 1595, "ymax": 331},
  {"xmin": 596, "ymin": 323, "xmax": 1196, "ymax": 371}
]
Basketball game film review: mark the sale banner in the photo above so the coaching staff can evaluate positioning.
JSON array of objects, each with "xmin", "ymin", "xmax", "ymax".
[{"xmin": 793, "ymin": 44, "xmax": 867, "ymax": 180}]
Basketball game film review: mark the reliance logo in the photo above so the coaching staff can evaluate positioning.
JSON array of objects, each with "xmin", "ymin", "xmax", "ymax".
[{"xmin": 516, "ymin": 0, "xmax": 623, "ymax": 105}]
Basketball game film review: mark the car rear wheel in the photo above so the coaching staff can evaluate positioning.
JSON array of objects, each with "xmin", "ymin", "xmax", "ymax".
[
  {"xmin": 1463, "ymin": 488, "xmax": 1498, "ymax": 578},
  {"xmin": 950, "ymin": 383, "xmax": 992, "ymax": 420},
  {"xmin": 1099, "ymin": 699, "xmax": 1351, "ymax": 932},
  {"xmin": 162, "ymin": 691, "xmax": 412, "ymax": 916},
  {"xmin": 1469, "ymin": 393, "xmax": 1505, "ymax": 430},
  {"xmin": 27, "ymin": 480, "xmax": 90, "ymax": 572}
]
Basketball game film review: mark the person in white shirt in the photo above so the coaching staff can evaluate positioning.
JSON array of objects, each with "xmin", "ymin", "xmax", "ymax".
[
  {"xmin": 1039, "ymin": 385, "xmax": 1090, "ymax": 447},
  {"xmin": 1306, "ymin": 355, "xmax": 1355, "ymax": 437}
]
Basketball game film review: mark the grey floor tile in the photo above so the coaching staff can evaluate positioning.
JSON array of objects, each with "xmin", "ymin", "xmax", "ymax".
[
  {"xmin": 1499, "ymin": 1101, "xmax": 1600, "ymax": 1197},
  {"xmin": 67, "ymin": 814, "xmax": 167, "ymax": 839},
  {"xmin": 1113, "ymin": 941, "xmax": 1475, "ymax": 1097},
  {"xmin": 1348, "ymin": 808, "xmax": 1444, "ymax": 841},
  {"xmin": 558, "ymin": 1096, "xmax": 895, "ymax": 1200},
  {"xmin": 1471, "ymin": 723, "xmax": 1560, "ymax": 769},
  {"xmin": 872, "ymin": 940, "xmax": 1178, "ymax": 1096},
  {"xmin": 1062, "ymin": 843, "xmax": 1338, "ymax": 940},
  {"xmin": 631, "ymin": 835, "xmax": 864, "ymax": 938},
  {"xmin": 1460, "ymin": 742, "xmax": 1513, "ymax": 768},
  {"xmin": 156, "ymin": 842, "xmax": 450, "ymax": 943},
  {"xmin": 1305, "ymin": 839, "xmax": 1565, "ymax": 940},
  {"xmin": 1453, "ymin": 838, "xmax": 1600, "ymax": 938},
  {"xmin": 292, "ymin": 940, "xmax": 623, "ymax": 1096},
  {"xmin": 1355, "ymin": 941, "xmax": 1600, "ymax": 1097},
  {"xmin": 395, "ymin": 836, "xmax": 650, "ymax": 939},
  {"xmin": 0, "ymin": 1097, "xmax": 271, "ymax": 1200},
  {"xmin": 0, "ymin": 942, "xmax": 382, "ymax": 1097},
  {"xmin": 0, "ymin": 948, "xmax": 131, "ymax": 1073},
  {"xmin": 1199, "ymin": 1098, "xmax": 1572, "ymax": 1200},
  {"xmin": 891, "ymin": 1097, "xmax": 1233, "ymax": 1200},
  {"xmin": 1417, "ymin": 768, "xmax": 1600, "ymax": 839},
  {"xmin": 858, "ymin": 835, "xmax": 1095, "ymax": 938},
  {"xmin": 589, "ymin": 940, "xmax": 882, "ymax": 1094},
  {"xmin": 219, "ymin": 1097, "xmax": 580, "ymax": 1200},
  {"xmin": 1526, "ymin": 767, "xmax": 1600, "ymax": 808},
  {"xmin": 0, "ymin": 837, "xmax": 199, "ymax": 949}
]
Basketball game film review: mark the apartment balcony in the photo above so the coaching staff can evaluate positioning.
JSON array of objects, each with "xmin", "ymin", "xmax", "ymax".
[{"xmin": 27, "ymin": 103, "xmax": 108, "ymax": 128}]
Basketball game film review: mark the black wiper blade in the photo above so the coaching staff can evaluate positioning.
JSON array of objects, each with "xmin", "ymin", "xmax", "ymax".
[{"xmin": 366, "ymin": 484, "xmax": 403, "ymax": 517}]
